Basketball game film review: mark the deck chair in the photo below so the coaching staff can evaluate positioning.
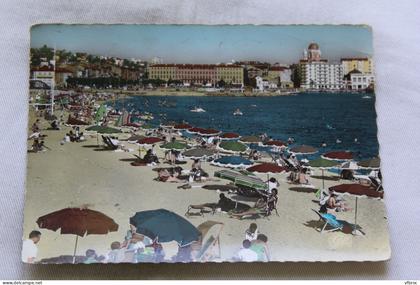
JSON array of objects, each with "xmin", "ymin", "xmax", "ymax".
[
  {"xmin": 106, "ymin": 136, "xmax": 119, "ymax": 150},
  {"xmin": 185, "ymin": 203, "xmax": 217, "ymax": 217},
  {"xmin": 101, "ymin": 135, "xmax": 118, "ymax": 150},
  {"xmin": 312, "ymin": 209, "xmax": 344, "ymax": 233},
  {"xmin": 369, "ymin": 176, "xmax": 383, "ymax": 191},
  {"xmin": 194, "ymin": 221, "xmax": 224, "ymax": 262}
]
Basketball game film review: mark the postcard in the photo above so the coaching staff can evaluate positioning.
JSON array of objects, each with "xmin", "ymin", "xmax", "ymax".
[{"xmin": 23, "ymin": 24, "xmax": 389, "ymax": 264}]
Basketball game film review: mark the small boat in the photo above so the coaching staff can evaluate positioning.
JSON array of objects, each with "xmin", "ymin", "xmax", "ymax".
[
  {"xmin": 190, "ymin": 107, "xmax": 206, "ymax": 113},
  {"xmin": 233, "ymin": 108, "xmax": 243, "ymax": 116},
  {"xmin": 362, "ymin": 95, "xmax": 372, "ymax": 99}
]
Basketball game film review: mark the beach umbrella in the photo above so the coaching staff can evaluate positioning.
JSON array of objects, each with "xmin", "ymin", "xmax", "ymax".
[
  {"xmin": 183, "ymin": 148, "xmax": 217, "ymax": 159},
  {"xmin": 263, "ymin": 140, "xmax": 286, "ymax": 148},
  {"xmin": 247, "ymin": 163, "xmax": 286, "ymax": 174},
  {"xmin": 197, "ymin": 128, "xmax": 221, "ymax": 137},
  {"xmin": 340, "ymin": 161, "xmax": 359, "ymax": 170},
  {"xmin": 249, "ymin": 143, "xmax": 274, "ymax": 153},
  {"xmin": 94, "ymin": 104, "xmax": 107, "ymax": 123},
  {"xmin": 329, "ymin": 183, "xmax": 384, "ymax": 230},
  {"xmin": 127, "ymin": 134, "xmax": 145, "ymax": 144},
  {"xmin": 187, "ymin": 127, "xmax": 206, "ymax": 134},
  {"xmin": 239, "ymin": 135, "xmax": 262, "ymax": 144},
  {"xmin": 173, "ymin": 123, "xmax": 192, "ymax": 130},
  {"xmin": 214, "ymin": 169, "xmax": 266, "ymax": 191},
  {"xmin": 290, "ymin": 145, "xmax": 318, "ymax": 154},
  {"xmin": 358, "ymin": 157, "xmax": 380, "ymax": 169},
  {"xmin": 308, "ymin": 158, "xmax": 339, "ymax": 189},
  {"xmin": 322, "ymin": 151, "xmax": 353, "ymax": 160},
  {"xmin": 86, "ymin": 125, "xmax": 122, "ymax": 134},
  {"xmin": 211, "ymin": 156, "xmax": 253, "ymax": 168},
  {"xmin": 36, "ymin": 208, "xmax": 119, "ymax": 263},
  {"xmin": 66, "ymin": 116, "xmax": 89, "ymax": 126},
  {"xmin": 160, "ymin": 121, "xmax": 176, "ymax": 128},
  {"xmin": 86, "ymin": 125, "xmax": 122, "ymax": 146},
  {"xmin": 160, "ymin": 141, "xmax": 188, "ymax": 150},
  {"xmin": 137, "ymin": 137, "xmax": 163, "ymax": 145},
  {"xmin": 129, "ymin": 209, "xmax": 200, "ymax": 247},
  {"xmin": 123, "ymin": 122, "xmax": 142, "ymax": 128},
  {"xmin": 220, "ymin": 132, "xmax": 240, "ymax": 140},
  {"xmin": 218, "ymin": 141, "xmax": 248, "ymax": 153}
]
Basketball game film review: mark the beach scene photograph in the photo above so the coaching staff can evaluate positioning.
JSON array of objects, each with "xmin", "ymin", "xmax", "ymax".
[{"xmin": 23, "ymin": 24, "xmax": 390, "ymax": 264}]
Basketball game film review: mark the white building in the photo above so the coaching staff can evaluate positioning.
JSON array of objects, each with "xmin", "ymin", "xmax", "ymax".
[
  {"xmin": 299, "ymin": 43, "xmax": 344, "ymax": 90},
  {"xmin": 350, "ymin": 72, "xmax": 375, "ymax": 90},
  {"xmin": 300, "ymin": 62, "xmax": 344, "ymax": 90},
  {"xmin": 255, "ymin": 76, "xmax": 276, "ymax": 91},
  {"xmin": 32, "ymin": 66, "xmax": 55, "ymax": 87}
]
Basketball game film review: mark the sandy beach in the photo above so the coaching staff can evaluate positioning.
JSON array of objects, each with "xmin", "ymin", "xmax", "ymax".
[{"xmin": 22, "ymin": 109, "xmax": 390, "ymax": 263}]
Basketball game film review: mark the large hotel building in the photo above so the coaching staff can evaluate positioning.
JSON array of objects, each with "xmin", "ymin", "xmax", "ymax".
[
  {"xmin": 148, "ymin": 64, "xmax": 244, "ymax": 86},
  {"xmin": 299, "ymin": 43, "xmax": 345, "ymax": 90}
]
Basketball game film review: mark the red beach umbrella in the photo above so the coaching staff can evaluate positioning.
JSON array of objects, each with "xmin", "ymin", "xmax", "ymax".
[
  {"xmin": 323, "ymin": 151, "xmax": 353, "ymax": 160},
  {"xmin": 330, "ymin": 183, "xmax": 383, "ymax": 199},
  {"xmin": 247, "ymin": 163, "xmax": 286, "ymax": 174},
  {"xmin": 187, "ymin": 127, "xmax": 206, "ymax": 134},
  {"xmin": 220, "ymin": 132, "xmax": 240, "ymax": 140},
  {"xmin": 264, "ymin": 140, "xmax": 286, "ymax": 147},
  {"xmin": 173, "ymin": 123, "xmax": 192, "ymax": 130},
  {"xmin": 197, "ymin": 128, "xmax": 221, "ymax": 136},
  {"xmin": 36, "ymin": 207, "xmax": 119, "ymax": 263},
  {"xmin": 329, "ymin": 183, "xmax": 383, "ymax": 229},
  {"xmin": 137, "ymin": 137, "xmax": 163, "ymax": 145}
]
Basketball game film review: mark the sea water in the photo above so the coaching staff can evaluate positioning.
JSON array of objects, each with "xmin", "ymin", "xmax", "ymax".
[{"xmin": 118, "ymin": 92, "xmax": 379, "ymax": 160}]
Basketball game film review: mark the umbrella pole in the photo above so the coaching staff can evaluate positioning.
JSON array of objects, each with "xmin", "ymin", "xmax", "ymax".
[
  {"xmin": 354, "ymin": 197, "xmax": 358, "ymax": 227},
  {"xmin": 73, "ymin": 235, "xmax": 79, "ymax": 264}
]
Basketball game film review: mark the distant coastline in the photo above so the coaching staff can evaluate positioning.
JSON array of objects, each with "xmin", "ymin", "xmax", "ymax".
[{"xmin": 77, "ymin": 88, "xmax": 372, "ymax": 98}]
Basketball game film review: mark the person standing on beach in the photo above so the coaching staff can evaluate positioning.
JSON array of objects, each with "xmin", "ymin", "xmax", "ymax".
[
  {"xmin": 245, "ymin": 223, "xmax": 259, "ymax": 241},
  {"xmin": 21, "ymin": 230, "xmax": 41, "ymax": 263}
]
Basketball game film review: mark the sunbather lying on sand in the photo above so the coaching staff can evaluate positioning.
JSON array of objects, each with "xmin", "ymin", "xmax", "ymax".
[
  {"xmin": 157, "ymin": 169, "xmax": 187, "ymax": 183},
  {"xmin": 230, "ymin": 189, "xmax": 278, "ymax": 219}
]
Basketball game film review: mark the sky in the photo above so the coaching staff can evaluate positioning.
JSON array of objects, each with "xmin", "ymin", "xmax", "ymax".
[{"xmin": 31, "ymin": 24, "xmax": 373, "ymax": 64}]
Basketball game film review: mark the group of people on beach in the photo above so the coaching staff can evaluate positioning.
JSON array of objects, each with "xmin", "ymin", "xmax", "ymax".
[{"xmin": 233, "ymin": 223, "xmax": 270, "ymax": 262}]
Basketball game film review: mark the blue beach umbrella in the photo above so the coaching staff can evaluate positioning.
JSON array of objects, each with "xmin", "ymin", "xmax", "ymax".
[
  {"xmin": 249, "ymin": 143, "xmax": 274, "ymax": 153},
  {"xmin": 211, "ymin": 155, "xmax": 253, "ymax": 168},
  {"xmin": 129, "ymin": 209, "xmax": 200, "ymax": 247}
]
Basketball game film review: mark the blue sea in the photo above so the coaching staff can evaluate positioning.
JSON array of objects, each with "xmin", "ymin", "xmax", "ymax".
[{"xmin": 117, "ymin": 92, "xmax": 379, "ymax": 160}]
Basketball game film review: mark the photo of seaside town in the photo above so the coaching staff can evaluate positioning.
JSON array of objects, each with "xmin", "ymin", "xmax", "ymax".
[{"xmin": 23, "ymin": 24, "xmax": 389, "ymax": 264}]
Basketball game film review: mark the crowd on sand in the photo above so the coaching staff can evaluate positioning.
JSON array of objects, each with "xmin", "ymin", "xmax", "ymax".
[{"xmin": 22, "ymin": 221, "xmax": 270, "ymax": 263}]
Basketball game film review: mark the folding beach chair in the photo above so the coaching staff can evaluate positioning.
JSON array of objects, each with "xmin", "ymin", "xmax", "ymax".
[
  {"xmin": 312, "ymin": 209, "xmax": 344, "ymax": 233},
  {"xmin": 369, "ymin": 176, "xmax": 383, "ymax": 192},
  {"xmin": 106, "ymin": 136, "xmax": 119, "ymax": 150},
  {"xmin": 185, "ymin": 204, "xmax": 217, "ymax": 217},
  {"xmin": 194, "ymin": 221, "xmax": 224, "ymax": 262}
]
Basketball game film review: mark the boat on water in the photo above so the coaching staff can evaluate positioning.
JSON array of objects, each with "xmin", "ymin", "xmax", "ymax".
[
  {"xmin": 362, "ymin": 95, "xmax": 372, "ymax": 99},
  {"xmin": 190, "ymin": 106, "xmax": 206, "ymax": 113},
  {"xmin": 233, "ymin": 108, "xmax": 243, "ymax": 116}
]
